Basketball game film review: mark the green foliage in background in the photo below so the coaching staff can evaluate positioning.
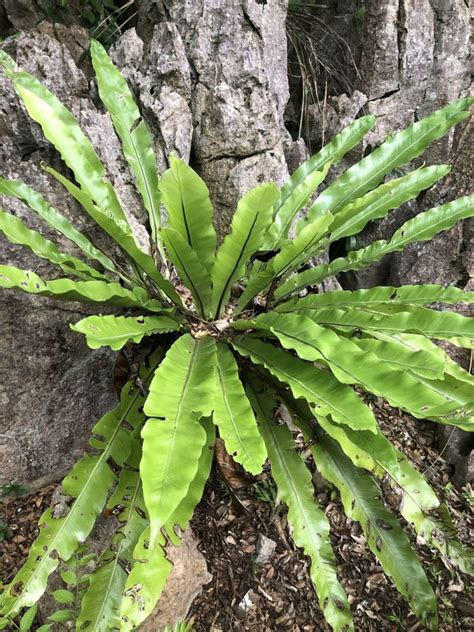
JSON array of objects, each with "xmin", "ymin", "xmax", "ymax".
[{"xmin": 0, "ymin": 40, "xmax": 473, "ymax": 632}]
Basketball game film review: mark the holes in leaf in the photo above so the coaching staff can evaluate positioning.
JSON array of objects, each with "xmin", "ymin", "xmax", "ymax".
[
  {"xmin": 375, "ymin": 519, "xmax": 392, "ymax": 530},
  {"xmin": 11, "ymin": 581, "xmax": 24, "ymax": 596},
  {"xmin": 117, "ymin": 558, "xmax": 130, "ymax": 573},
  {"xmin": 106, "ymin": 456, "xmax": 121, "ymax": 475},
  {"xmin": 121, "ymin": 419, "xmax": 134, "ymax": 432},
  {"xmin": 375, "ymin": 536, "xmax": 383, "ymax": 551},
  {"xmin": 92, "ymin": 433, "xmax": 106, "ymax": 442},
  {"xmin": 333, "ymin": 597, "xmax": 346, "ymax": 611},
  {"xmin": 135, "ymin": 506, "xmax": 146, "ymax": 520}
]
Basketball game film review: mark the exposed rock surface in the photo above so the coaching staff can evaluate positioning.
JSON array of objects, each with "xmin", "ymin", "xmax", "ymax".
[
  {"xmin": 134, "ymin": 0, "xmax": 291, "ymax": 234},
  {"xmin": 141, "ymin": 530, "xmax": 212, "ymax": 630}
]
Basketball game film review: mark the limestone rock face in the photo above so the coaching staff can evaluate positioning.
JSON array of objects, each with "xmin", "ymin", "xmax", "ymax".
[
  {"xmin": 360, "ymin": 0, "xmax": 470, "ymax": 157},
  {"xmin": 0, "ymin": 1, "xmax": 292, "ymax": 488},
  {"xmin": 140, "ymin": 530, "xmax": 212, "ymax": 630},
  {"xmin": 135, "ymin": 0, "xmax": 291, "ymax": 233}
]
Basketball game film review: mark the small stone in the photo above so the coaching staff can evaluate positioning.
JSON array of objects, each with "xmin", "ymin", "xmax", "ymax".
[
  {"xmin": 141, "ymin": 529, "xmax": 212, "ymax": 630},
  {"xmin": 256, "ymin": 533, "xmax": 277, "ymax": 564},
  {"xmin": 236, "ymin": 589, "xmax": 257, "ymax": 616}
]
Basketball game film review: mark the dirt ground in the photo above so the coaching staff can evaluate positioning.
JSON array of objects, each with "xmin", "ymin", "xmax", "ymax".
[{"xmin": 1, "ymin": 399, "xmax": 473, "ymax": 631}]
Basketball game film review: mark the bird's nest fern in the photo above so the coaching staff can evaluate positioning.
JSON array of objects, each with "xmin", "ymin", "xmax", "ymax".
[{"xmin": 0, "ymin": 40, "xmax": 473, "ymax": 632}]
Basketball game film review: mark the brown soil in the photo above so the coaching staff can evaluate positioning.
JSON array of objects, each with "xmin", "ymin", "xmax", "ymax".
[
  {"xmin": 189, "ymin": 400, "xmax": 474, "ymax": 631},
  {"xmin": 1, "ymin": 401, "xmax": 472, "ymax": 631}
]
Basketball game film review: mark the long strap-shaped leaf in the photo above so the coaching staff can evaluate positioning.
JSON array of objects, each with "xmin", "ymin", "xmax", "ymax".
[
  {"xmin": 211, "ymin": 182, "xmax": 279, "ymax": 317},
  {"xmin": 232, "ymin": 335, "xmax": 376, "ymax": 431},
  {"xmin": 302, "ymin": 307, "xmax": 474, "ymax": 344},
  {"xmin": 5, "ymin": 66, "xmax": 129, "ymax": 233},
  {"xmin": 159, "ymin": 156, "xmax": 217, "ymax": 274},
  {"xmin": 1, "ymin": 54, "xmax": 180, "ymax": 305},
  {"xmin": 162, "ymin": 227, "xmax": 212, "ymax": 318},
  {"xmin": 0, "ymin": 209, "xmax": 108, "ymax": 281},
  {"xmin": 76, "ymin": 438, "xmax": 146, "ymax": 632},
  {"xmin": 141, "ymin": 334, "xmax": 217, "ymax": 544},
  {"xmin": 278, "ymin": 284, "xmax": 474, "ymax": 313},
  {"xmin": 357, "ymin": 333, "xmax": 474, "ymax": 399},
  {"xmin": 213, "ymin": 343, "xmax": 267, "ymax": 475},
  {"xmin": 327, "ymin": 165, "xmax": 450, "ymax": 241},
  {"xmin": 164, "ymin": 416, "xmax": 215, "ymax": 544},
  {"xmin": 278, "ymin": 195, "xmax": 474, "ymax": 298},
  {"xmin": 270, "ymin": 165, "xmax": 449, "ymax": 287},
  {"xmin": 376, "ymin": 332, "xmax": 474, "ymax": 385},
  {"xmin": 0, "ymin": 357, "xmax": 161, "ymax": 622},
  {"xmin": 264, "ymin": 163, "xmax": 330, "ymax": 250},
  {"xmin": 279, "ymin": 116, "xmax": 375, "ymax": 212},
  {"xmin": 300, "ymin": 97, "xmax": 473, "ymax": 226},
  {"xmin": 120, "ymin": 417, "xmax": 215, "ymax": 630},
  {"xmin": 236, "ymin": 213, "xmax": 333, "ymax": 312},
  {"xmin": 309, "ymin": 432, "xmax": 438, "ymax": 630},
  {"xmin": 47, "ymin": 167, "xmax": 182, "ymax": 305},
  {"xmin": 0, "ymin": 264, "xmax": 163, "ymax": 311},
  {"xmin": 276, "ymin": 382, "xmax": 473, "ymax": 581},
  {"xmin": 119, "ymin": 528, "xmax": 170, "ymax": 632},
  {"xmin": 90, "ymin": 40, "xmax": 163, "ymax": 253},
  {"xmin": 264, "ymin": 115, "xmax": 375, "ymax": 251},
  {"xmin": 246, "ymin": 380, "xmax": 353, "ymax": 632},
  {"xmin": 354, "ymin": 336, "xmax": 446, "ymax": 380},
  {"xmin": 71, "ymin": 314, "xmax": 180, "ymax": 350},
  {"xmin": 251, "ymin": 312, "xmax": 469, "ymax": 422},
  {"xmin": 0, "ymin": 178, "xmax": 118, "ymax": 275},
  {"xmin": 316, "ymin": 415, "xmax": 474, "ymax": 577}
]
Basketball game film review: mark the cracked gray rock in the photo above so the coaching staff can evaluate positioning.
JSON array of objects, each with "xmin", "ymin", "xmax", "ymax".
[{"xmin": 135, "ymin": 0, "xmax": 291, "ymax": 233}]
